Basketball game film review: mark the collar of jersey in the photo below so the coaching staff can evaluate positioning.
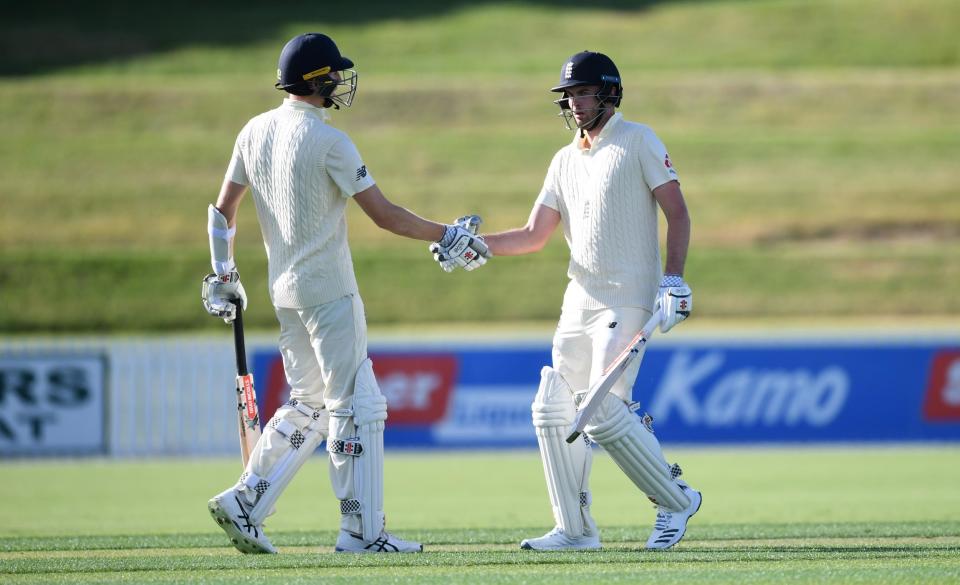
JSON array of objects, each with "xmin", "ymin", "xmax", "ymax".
[
  {"xmin": 574, "ymin": 111, "xmax": 623, "ymax": 152},
  {"xmin": 282, "ymin": 98, "xmax": 330, "ymax": 122}
]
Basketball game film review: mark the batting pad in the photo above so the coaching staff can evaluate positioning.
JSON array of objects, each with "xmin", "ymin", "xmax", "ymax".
[
  {"xmin": 243, "ymin": 398, "xmax": 329, "ymax": 525},
  {"xmin": 328, "ymin": 359, "xmax": 387, "ymax": 542},
  {"xmin": 532, "ymin": 367, "xmax": 596, "ymax": 537},
  {"xmin": 585, "ymin": 394, "xmax": 690, "ymax": 512},
  {"xmin": 207, "ymin": 204, "xmax": 236, "ymax": 275}
]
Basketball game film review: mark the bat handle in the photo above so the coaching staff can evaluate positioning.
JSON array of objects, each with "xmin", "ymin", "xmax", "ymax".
[
  {"xmin": 233, "ymin": 304, "xmax": 248, "ymax": 376},
  {"xmin": 565, "ymin": 430, "xmax": 582, "ymax": 444}
]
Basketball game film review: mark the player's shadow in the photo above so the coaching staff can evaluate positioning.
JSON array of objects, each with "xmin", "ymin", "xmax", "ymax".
[{"xmin": 2, "ymin": 0, "xmax": 699, "ymax": 76}]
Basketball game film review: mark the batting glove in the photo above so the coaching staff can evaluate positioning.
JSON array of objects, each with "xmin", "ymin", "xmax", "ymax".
[
  {"xmin": 429, "ymin": 219, "xmax": 492, "ymax": 272},
  {"xmin": 657, "ymin": 274, "xmax": 692, "ymax": 333},
  {"xmin": 202, "ymin": 272, "xmax": 248, "ymax": 323}
]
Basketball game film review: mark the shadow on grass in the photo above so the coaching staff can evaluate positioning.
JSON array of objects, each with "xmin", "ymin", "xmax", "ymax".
[{"xmin": 1, "ymin": 0, "xmax": 699, "ymax": 76}]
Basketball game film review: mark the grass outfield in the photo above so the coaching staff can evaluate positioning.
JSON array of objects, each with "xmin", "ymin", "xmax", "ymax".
[
  {"xmin": 1, "ymin": 0, "xmax": 959, "ymax": 331},
  {"xmin": 2, "ymin": 447, "xmax": 959, "ymax": 583}
]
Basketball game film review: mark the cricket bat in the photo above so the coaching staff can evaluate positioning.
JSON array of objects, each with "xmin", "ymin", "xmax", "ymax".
[
  {"xmin": 566, "ymin": 309, "xmax": 663, "ymax": 444},
  {"xmin": 232, "ymin": 304, "xmax": 262, "ymax": 467}
]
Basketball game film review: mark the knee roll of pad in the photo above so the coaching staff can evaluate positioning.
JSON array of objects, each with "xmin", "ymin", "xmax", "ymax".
[
  {"xmin": 242, "ymin": 399, "xmax": 329, "ymax": 525},
  {"xmin": 532, "ymin": 366, "xmax": 595, "ymax": 537},
  {"xmin": 585, "ymin": 394, "xmax": 690, "ymax": 512},
  {"xmin": 328, "ymin": 358, "xmax": 387, "ymax": 542}
]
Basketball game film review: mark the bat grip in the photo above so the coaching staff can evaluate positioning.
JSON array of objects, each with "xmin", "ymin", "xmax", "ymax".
[{"xmin": 233, "ymin": 304, "xmax": 248, "ymax": 376}]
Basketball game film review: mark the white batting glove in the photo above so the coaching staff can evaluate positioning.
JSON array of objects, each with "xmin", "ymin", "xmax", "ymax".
[
  {"xmin": 201, "ymin": 272, "xmax": 248, "ymax": 323},
  {"xmin": 429, "ymin": 219, "xmax": 492, "ymax": 272},
  {"xmin": 657, "ymin": 274, "xmax": 692, "ymax": 333}
]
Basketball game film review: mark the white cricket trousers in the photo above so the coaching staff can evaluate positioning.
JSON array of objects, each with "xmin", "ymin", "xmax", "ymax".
[
  {"xmin": 553, "ymin": 306, "xmax": 655, "ymax": 402},
  {"xmin": 274, "ymin": 293, "xmax": 368, "ymax": 412}
]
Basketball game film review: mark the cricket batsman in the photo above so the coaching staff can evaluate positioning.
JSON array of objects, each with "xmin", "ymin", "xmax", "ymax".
[
  {"xmin": 460, "ymin": 50, "xmax": 701, "ymax": 550},
  {"xmin": 201, "ymin": 32, "xmax": 490, "ymax": 554}
]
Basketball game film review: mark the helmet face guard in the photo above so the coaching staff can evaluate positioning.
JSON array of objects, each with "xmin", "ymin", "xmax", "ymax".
[
  {"xmin": 553, "ymin": 87, "xmax": 617, "ymax": 131},
  {"xmin": 551, "ymin": 51, "xmax": 622, "ymax": 131},
  {"xmin": 307, "ymin": 69, "xmax": 358, "ymax": 109}
]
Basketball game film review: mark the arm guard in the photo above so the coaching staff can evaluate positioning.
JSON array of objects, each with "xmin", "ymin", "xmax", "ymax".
[{"xmin": 208, "ymin": 204, "xmax": 236, "ymax": 275}]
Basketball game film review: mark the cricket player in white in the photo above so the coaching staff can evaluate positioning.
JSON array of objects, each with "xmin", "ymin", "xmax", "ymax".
[
  {"xmin": 201, "ymin": 33, "xmax": 490, "ymax": 554},
  {"xmin": 472, "ymin": 51, "xmax": 701, "ymax": 550}
]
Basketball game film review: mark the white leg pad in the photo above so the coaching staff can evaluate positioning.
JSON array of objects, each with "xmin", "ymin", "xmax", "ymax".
[
  {"xmin": 585, "ymin": 394, "xmax": 690, "ymax": 512},
  {"xmin": 532, "ymin": 366, "xmax": 596, "ymax": 537},
  {"xmin": 240, "ymin": 398, "xmax": 329, "ymax": 525},
  {"xmin": 328, "ymin": 358, "xmax": 387, "ymax": 543}
]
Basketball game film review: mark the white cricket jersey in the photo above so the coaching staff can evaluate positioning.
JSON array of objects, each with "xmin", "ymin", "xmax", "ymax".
[
  {"xmin": 226, "ymin": 98, "xmax": 375, "ymax": 309},
  {"xmin": 536, "ymin": 113, "xmax": 679, "ymax": 311}
]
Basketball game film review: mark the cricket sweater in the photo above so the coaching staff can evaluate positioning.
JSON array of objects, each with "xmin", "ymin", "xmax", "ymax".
[
  {"xmin": 226, "ymin": 99, "xmax": 375, "ymax": 309},
  {"xmin": 536, "ymin": 113, "xmax": 680, "ymax": 311}
]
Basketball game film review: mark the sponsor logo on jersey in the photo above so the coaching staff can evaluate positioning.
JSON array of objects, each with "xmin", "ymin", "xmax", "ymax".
[
  {"xmin": 355, "ymin": 165, "xmax": 367, "ymax": 180},
  {"xmin": 922, "ymin": 350, "xmax": 960, "ymax": 421}
]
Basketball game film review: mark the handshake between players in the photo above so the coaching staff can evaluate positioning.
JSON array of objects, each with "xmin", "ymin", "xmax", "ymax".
[{"xmin": 428, "ymin": 214, "xmax": 493, "ymax": 273}]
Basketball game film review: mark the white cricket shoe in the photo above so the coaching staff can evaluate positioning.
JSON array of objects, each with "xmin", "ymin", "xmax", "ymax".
[
  {"xmin": 645, "ymin": 483, "xmax": 702, "ymax": 550},
  {"xmin": 335, "ymin": 529, "xmax": 423, "ymax": 553},
  {"xmin": 208, "ymin": 487, "xmax": 277, "ymax": 554},
  {"xmin": 520, "ymin": 527, "xmax": 602, "ymax": 551}
]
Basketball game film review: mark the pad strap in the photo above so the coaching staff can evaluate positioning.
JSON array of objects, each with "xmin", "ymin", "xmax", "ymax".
[
  {"xmin": 328, "ymin": 437, "xmax": 364, "ymax": 456},
  {"xmin": 340, "ymin": 499, "xmax": 362, "ymax": 515},
  {"xmin": 240, "ymin": 471, "xmax": 271, "ymax": 495}
]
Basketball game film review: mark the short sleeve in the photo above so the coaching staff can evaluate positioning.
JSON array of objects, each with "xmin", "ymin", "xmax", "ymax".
[
  {"xmin": 638, "ymin": 127, "xmax": 679, "ymax": 191},
  {"xmin": 535, "ymin": 152, "xmax": 563, "ymax": 211},
  {"xmin": 225, "ymin": 133, "xmax": 248, "ymax": 186},
  {"xmin": 326, "ymin": 136, "xmax": 376, "ymax": 197}
]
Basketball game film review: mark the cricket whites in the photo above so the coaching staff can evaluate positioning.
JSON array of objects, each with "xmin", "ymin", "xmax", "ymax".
[{"xmin": 566, "ymin": 309, "xmax": 663, "ymax": 444}]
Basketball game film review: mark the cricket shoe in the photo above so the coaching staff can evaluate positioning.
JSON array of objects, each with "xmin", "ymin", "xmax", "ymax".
[
  {"xmin": 645, "ymin": 482, "xmax": 702, "ymax": 550},
  {"xmin": 208, "ymin": 487, "xmax": 277, "ymax": 554},
  {"xmin": 335, "ymin": 529, "xmax": 423, "ymax": 553},
  {"xmin": 520, "ymin": 527, "xmax": 601, "ymax": 551}
]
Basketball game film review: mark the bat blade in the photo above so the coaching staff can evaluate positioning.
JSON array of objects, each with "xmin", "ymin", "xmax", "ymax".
[{"xmin": 236, "ymin": 372, "xmax": 261, "ymax": 467}]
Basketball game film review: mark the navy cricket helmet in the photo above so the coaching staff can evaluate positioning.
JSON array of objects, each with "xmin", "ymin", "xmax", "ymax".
[
  {"xmin": 275, "ymin": 33, "xmax": 358, "ymax": 107},
  {"xmin": 550, "ymin": 51, "xmax": 623, "ymax": 109}
]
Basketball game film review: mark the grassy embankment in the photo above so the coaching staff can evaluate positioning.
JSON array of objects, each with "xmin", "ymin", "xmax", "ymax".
[{"xmin": 1, "ymin": 0, "xmax": 958, "ymax": 331}]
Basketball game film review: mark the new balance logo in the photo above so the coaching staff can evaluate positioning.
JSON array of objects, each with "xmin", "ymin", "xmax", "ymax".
[{"xmin": 356, "ymin": 165, "xmax": 367, "ymax": 180}]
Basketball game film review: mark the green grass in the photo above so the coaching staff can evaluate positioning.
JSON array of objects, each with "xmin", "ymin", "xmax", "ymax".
[
  {"xmin": 2, "ymin": 448, "xmax": 959, "ymax": 583},
  {"xmin": 2, "ymin": 0, "xmax": 959, "ymax": 331}
]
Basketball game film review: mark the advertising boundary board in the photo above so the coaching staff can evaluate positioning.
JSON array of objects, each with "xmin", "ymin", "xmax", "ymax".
[
  {"xmin": 0, "ymin": 352, "xmax": 109, "ymax": 457},
  {"xmin": 252, "ymin": 337, "xmax": 960, "ymax": 449}
]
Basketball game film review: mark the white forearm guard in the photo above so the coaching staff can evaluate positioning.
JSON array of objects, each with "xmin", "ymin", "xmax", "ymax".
[{"xmin": 208, "ymin": 204, "xmax": 236, "ymax": 275}]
